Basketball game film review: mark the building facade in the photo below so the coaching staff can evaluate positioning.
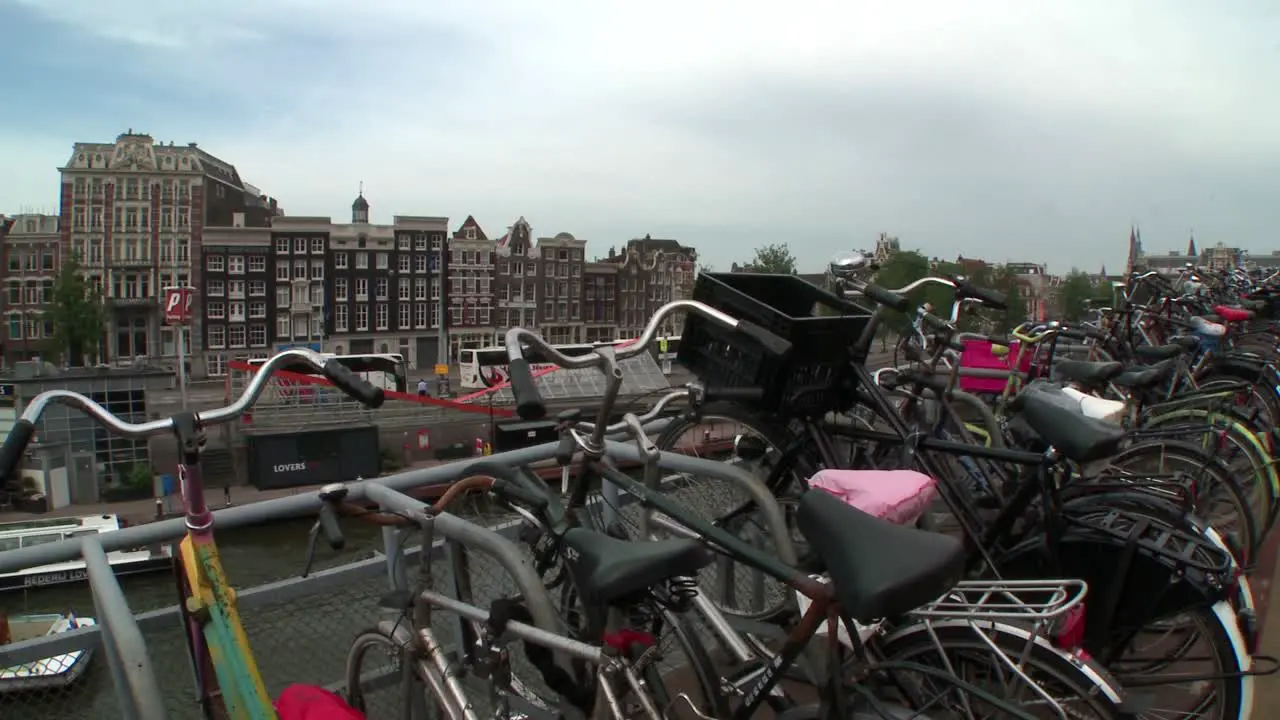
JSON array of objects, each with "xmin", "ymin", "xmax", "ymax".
[
  {"xmin": 448, "ymin": 216, "xmax": 497, "ymax": 354},
  {"xmin": 197, "ymin": 193, "xmax": 451, "ymax": 374},
  {"xmin": 534, "ymin": 232, "xmax": 588, "ymax": 345},
  {"xmin": 603, "ymin": 235, "xmax": 697, "ymax": 338},
  {"xmin": 199, "ymin": 223, "xmax": 276, "ymax": 377},
  {"xmin": 0, "ymin": 213, "xmax": 60, "ymax": 365},
  {"xmin": 58, "ymin": 130, "xmax": 279, "ymax": 371}
]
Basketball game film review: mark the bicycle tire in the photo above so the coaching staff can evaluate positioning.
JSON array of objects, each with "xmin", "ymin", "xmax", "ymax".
[
  {"xmin": 876, "ymin": 623, "xmax": 1126, "ymax": 718},
  {"xmin": 1102, "ymin": 439, "xmax": 1258, "ymax": 566},
  {"xmin": 996, "ymin": 516, "xmax": 1250, "ymax": 720},
  {"xmin": 346, "ymin": 625, "xmax": 456, "ymax": 718},
  {"xmin": 652, "ymin": 402, "xmax": 814, "ymax": 622}
]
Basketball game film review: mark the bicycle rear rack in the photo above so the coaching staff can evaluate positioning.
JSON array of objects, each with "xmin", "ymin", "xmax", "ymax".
[{"xmin": 909, "ymin": 579, "xmax": 1087, "ymax": 623}]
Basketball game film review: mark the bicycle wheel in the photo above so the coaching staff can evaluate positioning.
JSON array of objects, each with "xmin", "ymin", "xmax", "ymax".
[
  {"xmin": 346, "ymin": 626, "xmax": 444, "ymax": 719},
  {"xmin": 997, "ymin": 514, "xmax": 1250, "ymax": 720},
  {"xmin": 653, "ymin": 402, "xmax": 814, "ymax": 620},
  {"xmin": 877, "ymin": 624, "xmax": 1125, "ymax": 719},
  {"xmin": 1102, "ymin": 439, "xmax": 1258, "ymax": 566}
]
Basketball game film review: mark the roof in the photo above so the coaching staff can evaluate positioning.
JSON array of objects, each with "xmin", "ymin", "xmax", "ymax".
[{"xmin": 62, "ymin": 131, "xmax": 247, "ymax": 191}]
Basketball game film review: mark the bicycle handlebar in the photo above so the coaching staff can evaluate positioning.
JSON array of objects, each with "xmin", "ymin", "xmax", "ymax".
[
  {"xmin": 503, "ymin": 300, "xmax": 791, "ymax": 421},
  {"xmin": 0, "ymin": 348, "xmax": 386, "ymax": 484}
]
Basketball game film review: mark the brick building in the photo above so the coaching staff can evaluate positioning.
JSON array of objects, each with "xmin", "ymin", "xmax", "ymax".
[
  {"xmin": 0, "ymin": 213, "xmax": 60, "ymax": 364},
  {"xmin": 58, "ymin": 130, "xmax": 278, "ymax": 369},
  {"xmin": 603, "ymin": 235, "xmax": 697, "ymax": 338},
  {"xmin": 195, "ymin": 192, "xmax": 452, "ymax": 375}
]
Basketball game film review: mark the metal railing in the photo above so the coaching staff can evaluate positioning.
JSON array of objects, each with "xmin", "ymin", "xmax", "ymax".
[{"xmin": 0, "ymin": 432, "xmax": 790, "ymax": 719}]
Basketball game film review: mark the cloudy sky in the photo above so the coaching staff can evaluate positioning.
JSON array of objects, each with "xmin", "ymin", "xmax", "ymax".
[{"xmin": 1, "ymin": 1, "xmax": 1277, "ymax": 272}]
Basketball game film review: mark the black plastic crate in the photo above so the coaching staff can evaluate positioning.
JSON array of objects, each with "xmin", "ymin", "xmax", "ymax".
[{"xmin": 678, "ymin": 273, "xmax": 872, "ymax": 415}]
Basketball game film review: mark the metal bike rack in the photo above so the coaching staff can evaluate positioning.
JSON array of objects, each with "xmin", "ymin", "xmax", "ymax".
[{"xmin": 0, "ymin": 431, "xmax": 790, "ymax": 719}]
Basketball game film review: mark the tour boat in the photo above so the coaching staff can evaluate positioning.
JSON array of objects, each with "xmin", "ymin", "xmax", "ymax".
[{"xmin": 0, "ymin": 514, "xmax": 172, "ymax": 592}]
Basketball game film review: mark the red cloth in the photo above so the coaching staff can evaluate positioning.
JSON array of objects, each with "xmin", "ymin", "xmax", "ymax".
[
  {"xmin": 1214, "ymin": 305, "xmax": 1254, "ymax": 323},
  {"xmin": 276, "ymin": 684, "xmax": 366, "ymax": 719}
]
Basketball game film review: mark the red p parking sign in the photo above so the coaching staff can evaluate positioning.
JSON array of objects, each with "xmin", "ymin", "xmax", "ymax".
[{"xmin": 163, "ymin": 287, "xmax": 195, "ymax": 326}]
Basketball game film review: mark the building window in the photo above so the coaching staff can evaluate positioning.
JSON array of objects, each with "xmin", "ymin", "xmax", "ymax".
[
  {"xmin": 228, "ymin": 256, "xmax": 245, "ymax": 274},
  {"xmin": 335, "ymin": 278, "xmax": 349, "ymax": 301},
  {"xmin": 276, "ymin": 238, "xmax": 289, "ymax": 254},
  {"xmin": 293, "ymin": 260, "xmax": 307, "ymax": 279},
  {"xmin": 355, "ymin": 252, "xmax": 369, "ymax": 269},
  {"xmin": 414, "ymin": 303, "xmax": 427, "ymax": 328},
  {"xmin": 276, "ymin": 314, "xmax": 291, "ymax": 339},
  {"xmin": 375, "ymin": 278, "xmax": 388, "ymax": 300},
  {"xmin": 415, "ymin": 235, "xmax": 428, "ymax": 251},
  {"xmin": 398, "ymin": 278, "xmax": 411, "ymax": 300},
  {"xmin": 276, "ymin": 264, "xmax": 290, "ymax": 281},
  {"xmin": 356, "ymin": 304, "xmax": 369, "ymax": 331},
  {"xmin": 375, "ymin": 304, "xmax": 388, "ymax": 330},
  {"xmin": 207, "ymin": 301, "xmax": 226, "ymax": 319},
  {"xmin": 355, "ymin": 278, "xmax": 368, "ymax": 300},
  {"xmin": 207, "ymin": 353, "xmax": 227, "ymax": 377},
  {"xmin": 310, "ymin": 260, "xmax": 324, "ymax": 280},
  {"xmin": 208, "ymin": 325, "xmax": 226, "ymax": 348},
  {"xmin": 334, "ymin": 252, "xmax": 348, "ymax": 269},
  {"xmin": 248, "ymin": 255, "xmax": 266, "ymax": 273},
  {"xmin": 398, "ymin": 235, "xmax": 410, "ymax": 250},
  {"xmin": 207, "ymin": 255, "xmax": 225, "ymax": 272},
  {"xmin": 414, "ymin": 255, "xmax": 427, "ymax": 273},
  {"xmin": 228, "ymin": 280, "xmax": 245, "ymax": 298},
  {"xmin": 249, "ymin": 301, "xmax": 266, "ymax": 318},
  {"xmin": 311, "ymin": 238, "xmax": 325, "ymax": 254},
  {"xmin": 376, "ymin": 253, "xmax": 389, "ymax": 269},
  {"xmin": 7, "ymin": 314, "xmax": 21, "ymax": 340},
  {"xmin": 398, "ymin": 255, "xmax": 411, "ymax": 273},
  {"xmin": 276, "ymin": 286, "xmax": 291, "ymax": 307},
  {"xmin": 249, "ymin": 324, "xmax": 267, "ymax": 347},
  {"xmin": 294, "ymin": 238, "xmax": 306, "ymax": 253},
  {"xmin": 398, "ymin": 303, "xmax": 411, "ymax": 329},
  {"xmin": 334, "ymin": 304, "xmax": 348, "ymax": 331},
  {"xmin": 249, "ymin": 280, "xmax": 266, "ymax": 296},
  {"xmin": 229, "ymin": 302, "xmax": 246, "ymax": 321},
  {"xmin": 207, "ymin": 280, "xmax": 225, "ymax": 296},
  {"xmin": 228, "ymin": 325, "xmax": 246, "ymax": 348}
]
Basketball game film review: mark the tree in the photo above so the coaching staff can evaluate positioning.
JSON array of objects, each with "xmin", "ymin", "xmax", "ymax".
[
  {"xmin": 1058, "ymin": 271, "xmax": 1097, "ymax": 322},
  {"xmin": 44, "ymin": 253, "xmax": 106, "ymax": 366},
  {"xmin": 742, "ymin": 243, "xmax": 798, "ymax": 274},
  {"xmin": 987, "ymin": 265, "xmax": 1028, "ymax": 333}
]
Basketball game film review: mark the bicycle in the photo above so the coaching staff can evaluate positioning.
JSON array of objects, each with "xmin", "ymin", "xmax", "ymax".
[
  {"xmin": 0, "ymin": 347, "xmax": 387, "ymax": 720},
  {"xmin": 494, "ymin": 300, "xmax": 1129, "ymax": 718}
]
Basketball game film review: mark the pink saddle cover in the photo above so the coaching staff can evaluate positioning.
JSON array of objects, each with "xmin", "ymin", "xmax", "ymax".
[
  {"xmin": 277, "ymin": 684, "xmax": 366, "ymax": 720},
  {"xmin": 808, "ymin": 469, "xmax": 938, "ymax": 525}
]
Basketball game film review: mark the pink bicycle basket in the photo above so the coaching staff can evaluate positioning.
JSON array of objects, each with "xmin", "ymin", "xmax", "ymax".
[{"xmin": 958, "ymin": 339, "xmax": 1032, "ymax": 393}]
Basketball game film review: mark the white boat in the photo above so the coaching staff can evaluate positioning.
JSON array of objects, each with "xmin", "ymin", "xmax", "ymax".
[
  {"xmin": 0, "ymin": 514, "xmax": 172, "ymax": 592},
  {"xmin": 0, "ymin": 612, "xmax": 96, "ymax": 693}
]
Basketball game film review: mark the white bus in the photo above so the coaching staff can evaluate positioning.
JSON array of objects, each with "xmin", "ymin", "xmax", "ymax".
[
  {"xmin": 458, "ymin": 337, "xmax": 681, "ymax": 390},
  {"xmin": 246, "ymin": 352, "xmax": 409, "ymax": 394}
]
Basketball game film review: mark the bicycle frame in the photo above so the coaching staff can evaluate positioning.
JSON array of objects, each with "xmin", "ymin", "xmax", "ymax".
[{"xmin": 172, "ymin": 440, "xmax": 276, "ymax": 719}]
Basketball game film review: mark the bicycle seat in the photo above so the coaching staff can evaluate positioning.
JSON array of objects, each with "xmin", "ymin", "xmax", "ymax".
[
  {"xmin": 1010, "ymin": 382, "xmax": 1125, "ymax": 463},
  {"xmin": 562, "ymin": 528, "xmax": 713, "ymax": 606},
  {"xmin": 1111, "ymin": 358, "xmax": 1175, "ymax": 391},
  {"xmin": 1190, "ymin": 316, "xmax": 1227, "ymax": 337},
  {"xmin": 1134, "ymin": 344, "xmax": 1185, "ymax": 362},
  {"xmin": 1052, "ymin": 359, "xmax": 1123, "ymax": 388},
  {"xmin": 1214, "ymin": 305, "xmax": 1254, "ymax": 323},
  {"xmin": 795, "ymin": 489, "xmax": 964, "ymax": 623},
  {"xmin": 1172, "ymin": 335, "xmax": 1202, "ymax": 351}
]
